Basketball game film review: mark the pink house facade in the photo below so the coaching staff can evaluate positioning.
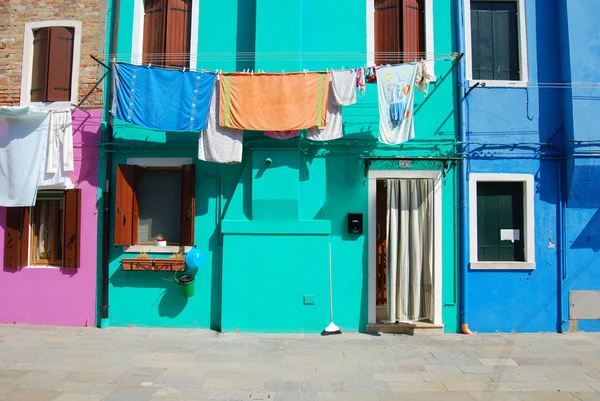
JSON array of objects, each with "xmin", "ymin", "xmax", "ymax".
[{"xmin": 0, "ymin": 110, "xmax": 100, "ymax": 327}]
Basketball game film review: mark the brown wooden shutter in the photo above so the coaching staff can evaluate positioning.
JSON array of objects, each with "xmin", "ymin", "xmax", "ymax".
[
  {"xmin": 4, "ymin": 207, "xmax": 29, "ymax": 268},
  {"xmin": 401, "ymin": 0, "xmax": 425, "ymax": 63},
  {"xmin": 164, "ymin": 0, "xmax": 192, "ymax": 69},
  {"xmin": 143, "ymin": 0, "xmax": 167, "ymax": 67},
  {"xmin": 375, "ymin": 0, "xmax": 401, "ymax": 65},
  {"xmin": 180, "ymin": 164, "xmax": 195, "ymax": 246},
  {"xmin": 31, "ymin": 28, "xmax": 50, "ymax": 102},
  {"xmin": 132, "ymin": 166, "xmax": 141, "ymax": 245},
  {"xmin": 63, "ymin": 189, "xmax": 81, "ymax": 268},
  {"xmin": 46, "ymin": 27, "xmax": 74, "ymax": 102},
  {"xmin": 114, "ymin": 164, "xmax": 135, "ymax": 246}
]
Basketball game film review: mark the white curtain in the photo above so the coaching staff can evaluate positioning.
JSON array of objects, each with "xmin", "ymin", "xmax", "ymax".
[{"xmin": 386, "ymin": 179, "xmax": 434, "ymax": 323}]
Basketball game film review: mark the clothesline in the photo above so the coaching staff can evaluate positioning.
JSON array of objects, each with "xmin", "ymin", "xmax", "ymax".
[{"xmin": 97, "ymin": 52, "xmax": 458, "ymax": 74}]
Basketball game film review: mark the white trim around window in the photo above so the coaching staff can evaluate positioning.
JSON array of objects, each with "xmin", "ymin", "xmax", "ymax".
[
  {"xmin": 20, "ymin": 20, "xmax": 82, "ymax": 108},
  {"xmin": 464, "ymin": 0, "xmax": 529, "ymax": 87},
  {"xmin": 131, "ymin": 0, "xmax": 199, "ymax": 70},
  {"xmin": 366, "ymin": 0, "xmax": 436, "ymax": 79},
  {"xmin": 469, "ymin": 173, "xmax": 535, "ymax": 270}
]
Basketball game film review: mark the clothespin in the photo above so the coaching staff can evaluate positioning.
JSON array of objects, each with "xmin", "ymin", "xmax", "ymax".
[
  {"xmin": 251, "ymin": 70, "xmax": 254, "ymax": 76},
  {"xmin": 148, "ymin": 63, "xmax": 152, "ymax": 67},
  {"xmin": 112, "ymin": 57, "xmax": 116, "ymax": 63},
  {"xmin": 183, "ymin": 67, "xmax": 186, "ymax": 72}
]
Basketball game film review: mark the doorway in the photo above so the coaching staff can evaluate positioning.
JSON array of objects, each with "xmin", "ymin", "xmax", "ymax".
[{"xmin": 368, "ymin": 170, "xmax": 443, "ymax": 326}]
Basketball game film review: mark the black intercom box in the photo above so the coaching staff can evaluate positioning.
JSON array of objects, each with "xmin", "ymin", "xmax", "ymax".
[{"xmin": 348, "ymin": 213, "xmax": 363, "ymax": 234}]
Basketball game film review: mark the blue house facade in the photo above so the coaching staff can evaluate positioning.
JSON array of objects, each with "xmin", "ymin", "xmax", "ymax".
[{"xmin": 457, "ymin": 0, "xmax": 600, "ymax": 333}]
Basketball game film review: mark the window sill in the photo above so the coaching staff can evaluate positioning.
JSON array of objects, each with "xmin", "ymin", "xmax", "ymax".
[
  {"xmin": 121, "ymin": 258, "xmax": 186, "ymax": 272},
  {"xmin": 19, "ymin": 101, "xmax": 74, "ymax": 111},
  {"xmin": 122, "ymin": 245, "xmax": 192, "ymax": 254},
  {"xmin": 468, "ymin": 80, "xmax": 528, "ymax": 89},
  {"xmin": 470, "ymin": 261, "xmax": 536, "ymax": 271}
]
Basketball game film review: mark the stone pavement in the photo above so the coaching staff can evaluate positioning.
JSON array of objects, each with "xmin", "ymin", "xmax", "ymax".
[{"xmin": 0, "ymin": 326, "xmax": 600, "ymax": 401}]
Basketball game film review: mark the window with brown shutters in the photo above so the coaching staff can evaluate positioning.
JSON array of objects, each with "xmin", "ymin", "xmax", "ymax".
[
  {"xmin": 3, "ymin": 190, "xmax": 81, "ymax": 268},
  {"xmin": 63, "ymin": 189, "xmax": 81, "ymax": 268},
  {"xmin": 30, "ymin": 27, "xmax": 74, "ymax": 102},
  {"xmin": 143, "ymin": 0, "xmax": 192, "ymax": 68},
  {"xmin": 375, "ymin": 0, "xmax": 425, "ymax": 65},
  {"xmin": 114, "ymin": 164, "xmax": 195, "ymax": 247},
  {"xmin": 3, "ymin": 207, "xmax": 29, "ymax": 268}
]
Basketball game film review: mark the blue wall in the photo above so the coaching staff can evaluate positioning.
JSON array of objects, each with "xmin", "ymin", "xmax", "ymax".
[
  {"xmin": 464, "ymin": 0, "xmax": 600, "ymax": 332},
  {"xmin": 463, "ymin": 0, "xmax": 564, "ymax": 332}
]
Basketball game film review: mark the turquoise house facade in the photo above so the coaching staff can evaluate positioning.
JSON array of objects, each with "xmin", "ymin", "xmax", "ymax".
[{"xmin": 99, "ymin": 0, "xmax": 461, "ymax": 333}]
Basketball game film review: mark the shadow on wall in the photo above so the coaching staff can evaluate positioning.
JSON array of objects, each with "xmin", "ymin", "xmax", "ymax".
[
  {"xmin": 324, "ymin": 154, "xmax": 369, "ymax": 331},
  {"xmin": 109, "ymin": 269, "xmax": 188, "ymax": 318},
  {"xmin": 571, "ymin": 208, "xmax": 600, "ymax": 251},
  {"xmin": 236, "ymin": 0, "xmax": 256, "ymax": 72}
]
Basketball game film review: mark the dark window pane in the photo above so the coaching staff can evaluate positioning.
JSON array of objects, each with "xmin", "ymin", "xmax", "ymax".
[
  {"xmin": 476, "ymin": 181, "xmax": 525, "ymax": 262},
  {"xmin": 137, "ymin": 169, "xmax": 182, "ymax": 244},
  {"xmin": 471, "ymin": 1, "xmax": 520, "ymax": 80}
]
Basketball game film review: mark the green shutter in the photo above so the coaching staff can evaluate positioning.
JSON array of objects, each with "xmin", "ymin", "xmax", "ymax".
[{"xmin": 477, "ymin": 182, "xmax": 525, "ymax": 262}]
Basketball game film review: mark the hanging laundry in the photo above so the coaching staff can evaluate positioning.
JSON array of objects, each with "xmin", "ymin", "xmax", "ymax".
[
  {"xmin": 111, "ymin": 62, "xmax": 216, "ymax": 132},
  {"xmin": 416, "ymin": 60, "xmax": 432, "ymax": 96},
  {"xmin": 46, "ymin": 110, "xmax": 74, "ymax": 174},
  {"xmin": 264, "ymin": 130, "xmax": 301, "ymax": 140},
  {"xmin": 198, "ymin": 82, "xmax": 243, "ymax": 164},
  {"xmin": 307, "ymin": 72, "xmax": 347, "ymax": 142},
  {"xmin": 331, "ymin": 70, "xmax": 357, "ymax": 106},
  {"xmin": 366, "ymin": 67, "xmax": 377, "ymax": 83},
  {"xmin": 0, "ymin": 106, "xmax": 50, "ymax": 206},
  {"xmin": 39, "ymin": 110, "xmax": 74, "ymax": 189},
  {"xmin": 356, "ymin": 68, "xmax": 366, "ymax": 96},
  {"xmin": 219, "ymin": 72, "xmax": 329, "ymax": 131},
  {"xmin": 377, "ymin": 64, "xmax": 418, "ymax": 145}
]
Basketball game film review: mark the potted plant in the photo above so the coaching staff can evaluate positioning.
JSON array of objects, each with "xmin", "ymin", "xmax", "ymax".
[{"xmin": 156, "ymin": 236, "xmax": 167, "ymax": 247}]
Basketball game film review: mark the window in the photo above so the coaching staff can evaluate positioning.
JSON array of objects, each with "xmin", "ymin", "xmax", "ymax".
[
  {"xmin": 142, "ymin": 0, "xmax": 192, "ymax": 68},
  {"xmin": 374, "ymin": 0, "xmax": 425, "ymax": 65},
  {"xmin": 465, "ymin": 0, "xmax": 528, "ymax": 84},
  {"xmin": 20, "ymin": 21, "xmax": 82, "ymax": 105},
  {"xmin": 30, "ymin": 27, "xmax": 74, "ymax": 102},
  {"xmin": 469, "ymin": 174, "xmax": 535, "ymax": 270},
  {"xmin": 114, "ymin": 164, "xmax": 195, "ymax": 247},
  {"xmin": 3, "ymin": 190, "xmax": 81, "ymax": 268}
]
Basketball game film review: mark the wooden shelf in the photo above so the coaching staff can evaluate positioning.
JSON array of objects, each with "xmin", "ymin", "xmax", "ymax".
[{"xmin": 121, "ymin": 258, "xmax": 186, "ymax": 272}]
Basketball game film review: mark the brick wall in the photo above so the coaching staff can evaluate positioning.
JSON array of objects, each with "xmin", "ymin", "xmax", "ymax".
[{"xmin": 0, "ymin": 0, "xmax": 107, "ymax": 109}]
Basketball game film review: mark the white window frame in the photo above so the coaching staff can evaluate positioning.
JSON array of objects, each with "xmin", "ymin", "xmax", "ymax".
[
  {"xmin": 469, "ymin": 173, "xmax": 535, "ymax": 270},
  {"xmin": 20, "ymin": 21, "xmax": 83, "ymax": 108},
  {"xmin": 367, "ymin": 169, "xmax": 443, "ymax": 325},
  {"xmin": 366, "ymin": 0, "xmax": 436, "ymax": 79},
  {"xmin": 464, "ymin": 0, "xmax": 529, "ymax": 87},
  {"xmin": 132, "ymin": 0, "xmax": 199, "ymax": 70}
]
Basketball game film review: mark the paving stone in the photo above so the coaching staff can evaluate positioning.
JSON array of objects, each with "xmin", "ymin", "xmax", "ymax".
[
  {"xmin": 488, "ymin": 372, "xmax": 551, "ymax": 382},
  {"xmin": 381, "ymin": 392, "xmax": 478, "ymax": 401},
  {"xmin": 572, "ymin": 393, "xmax": 600, "ymax": 401},
  {"xmin": 373, "ymin": 373, "xmax": 424, "ymax": 382},
  {"xmin": 2, "ymin": 389, "xmax": 62, "ymax": 401},
  {"xmin": 273, "ymin": 391, "xmax": 317, "ymax": 401},
  {"xmin": 52, "ymin": 393, "xmax": 106, "ymax": 401},
  {"xmin": 514, "ymin": 393, "xmax": 582, "ymax": 401},
  {"xmin": 479, "ymin": 358, "xmax": 519, "ymax": 366},
  {"xmin": 316, "ymin": 391, "xmax": 379, "ymax": 401},
  {"xmin": 514, "ymin": 358, "xmax": 581, "ymax": 366},
  {"xmin": 421, "ymin": 373, "xmax": 492, "ymax": 382},
  {"xmin": 388, "ymin": 381, "xmax": 448, "ymax": 392},
  {"xmin": 300, "ymin": 381, "xmax": 344, "ymax": 392},
  {"xmin": 469, "ymin": 393, "xmax": 522, "ymax": 401}
]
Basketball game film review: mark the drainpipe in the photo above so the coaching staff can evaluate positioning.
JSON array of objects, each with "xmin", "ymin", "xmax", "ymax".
[
  {"xmin": 557, "ymin": 158, "xmax": 568, "ymax": 333},
  {"xmin": 99, "ymin": 0, "xmax": 119, "ymax": 327},
  {"xmin": 456, "ymin": 0, "xmax": 472, "ymax": 335}
]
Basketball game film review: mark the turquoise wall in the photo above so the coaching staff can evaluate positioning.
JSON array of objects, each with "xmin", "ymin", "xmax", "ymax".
[{"xmin": 103, "ymin": 0, "xmax": 460, "ymax": 332}]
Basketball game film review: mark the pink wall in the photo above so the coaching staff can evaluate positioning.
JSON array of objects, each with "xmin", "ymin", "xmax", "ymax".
[{"xmin": 0, "ymin": 110, "xmax": 101, "ymax": 327}]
